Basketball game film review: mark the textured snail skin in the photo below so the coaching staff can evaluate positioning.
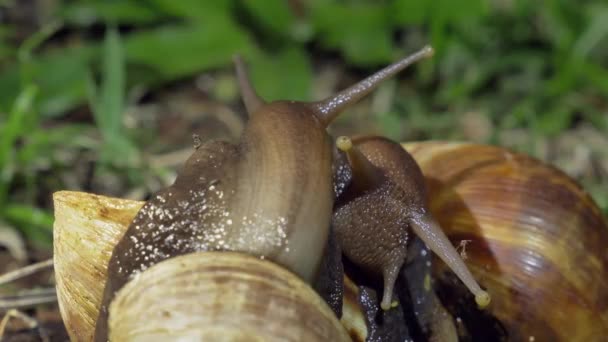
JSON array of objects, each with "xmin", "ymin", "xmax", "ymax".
[
  {"xmin": 333, "ymin": 136, "xmax": 490, "ymax": 311},
  {"xmin": 93, "ymin": 47, "xmax": 435, "ymax": 341},
  {"xmin": 404, "ymin": 141, "xmax": 608, "ymax": 341},
  {"xmin": 338, "ymin": 235, "xmax": 458, "ymax": 342},
  {"xmin": 54, "ymin": 140, "xmax": 608, "ymax": 341},
  {"xmin": 93, "ymin": 95, "xmax": 336, "ymax": 342}
]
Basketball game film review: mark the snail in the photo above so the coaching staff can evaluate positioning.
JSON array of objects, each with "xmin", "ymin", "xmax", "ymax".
[
  {"xmin": 402, "ymin": 141, "xmax": 608, "ymax": 341},
  {"xmin": 52, "ymin": 190, "xmax": 451, "ymax": 341},
  {"xmin": 52, "ymin": 191, "xmax": 354, "ymax": 341},
  {"xmin": 333, "ymin": 135, "xmax": 490, "ymax": 311},
  {"xmin": 53, "ymin": 141, "xmax": 608, "ymax": 341},
  {"xmin": 49, "ymin": 40, "xmax": 607, "ymax": 340},
  {"xmin": 93, "ymin": 46, "xmax": 436, "ymax": 340}
]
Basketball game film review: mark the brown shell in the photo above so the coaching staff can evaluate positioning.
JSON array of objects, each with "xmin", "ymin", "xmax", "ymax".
[{"xmin": 403, "ymin": 141, "xmax": 608, "ymax": 341}]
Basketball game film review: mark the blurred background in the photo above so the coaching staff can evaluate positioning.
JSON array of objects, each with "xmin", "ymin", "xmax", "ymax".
[{"xmin": 0, "ymin": 0, "xmax": 606, "ymax": 337}]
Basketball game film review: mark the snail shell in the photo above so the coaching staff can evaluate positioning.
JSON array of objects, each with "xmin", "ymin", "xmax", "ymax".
[
  {"xmin": 53, "ymin": 191, "xmax": 141, "ymax": 341},
  {"xmin": 52, "ymin": 191, "xmax": 363, "ymax": 341},
  {"xmin": 108, "ymin": 251, "xmax": 349, "ymax": 341},
  {"xmin": 403, "ymin": 141, "xmax": 608, "ymax": 341}
]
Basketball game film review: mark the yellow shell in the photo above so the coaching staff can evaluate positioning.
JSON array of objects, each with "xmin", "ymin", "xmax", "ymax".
[
  {"xmin": 404, "ymin": 141, "xmax": 608, "ymax": 341},
  {"xmin": 53, "ymin": 191, "xmax": 143, "ymax": 341}
]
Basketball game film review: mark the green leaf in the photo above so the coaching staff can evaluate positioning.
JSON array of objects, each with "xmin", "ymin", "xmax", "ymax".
[
  {"xmin": 88, "ymin": 27, "xmax": 139, "ymax": 168},
  {"xmin": 147, "ymin": 0, "xmax": 234, "ymax": 21},
  {"xmin": 61, "ymin": 0, "xmax": 163, "ymax": 26},
  {"xmin": 100, "ymin": 27, "xmax": 125, "ymax": 138},
  {"xmin": 579, "ymin": 62, "xmax": 608, "ymax": 96},
  {"xmin": 311, "ymin": 3, "xmax": 393, "ymax": 66},
  {"xmin": 124, "ymin": 21, "xmax": 253, "ymax": 80},
  {"xmin": 17, "ymin": 21, "xmax": 63, "ymax": 72},
  {"xmin": 0, "ymin": 85, "xmax": 38, "ymax": 165},
  {"xmin": 0, "ymin": 45, "xmax": 96, "ymax": 118},
  {"xmin": 241, "ymin": 0, "xmax": 295, "ymax": 40},
  {"xmin": 3, "ymin": 205, "xmax": 53, "ymax": 232},
  {"xmin": 2, "ymin": 204, "xmax": 53, "ymax": 248},
  {"xmin": 0, "ymin": 85, "xmax": 38, "ymax": 205},
  {"xmin": 0, "ymin": 3, "xmax": 250, "ymax": 119},
  {"xmin": 377, "ymin": 111, "xmax": 405, "ymax": 140},
  {"xmin": 17, "ymin": 124, "xmax": 94, "ymax": 165},
  {"xmin": 431, "ymin": 0, "xmax": 487, "ymax": 23},
  {"xmin": 535, "ymin": 110, "xmax": 574, "ymax": 137},
  {"xmin": 249, "ymin": 46, "xmax": 312, "ymax": 101},
  {"xmin": 391, "ymin": 0, "xmax": 428, "ymax": 25},
  {"xmin": 574, "ymin": 4, "xmax": 608, "ymax": 59}
]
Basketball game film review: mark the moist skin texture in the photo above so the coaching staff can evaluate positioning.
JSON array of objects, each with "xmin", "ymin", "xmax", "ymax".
[
  {"xmin": 94, "ymin": 48, "xmax": 438, "ymax": 341},
  {"xmin": 333, "ymin": 136, "xmax": 489, "ymax": 312},
  {"xmin": 94, "ymin": 105, "xmax": 336, "ymax": 341}
]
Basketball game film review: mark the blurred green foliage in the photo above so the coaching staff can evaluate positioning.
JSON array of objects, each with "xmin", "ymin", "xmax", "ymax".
[{"xmin": 0, "ymin": 0, "xmax": 606, "ymax": 249}]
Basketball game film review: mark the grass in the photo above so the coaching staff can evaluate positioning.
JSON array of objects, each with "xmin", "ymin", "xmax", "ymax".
[{"xmin": 0, "ymin": 0, "xmax": 606, "ymax": 251}]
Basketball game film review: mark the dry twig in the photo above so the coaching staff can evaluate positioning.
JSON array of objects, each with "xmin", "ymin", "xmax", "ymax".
[
  {"xmin": 0, "ymin": 308, "xmax": 50, "ymax": 342},
  {"xmin": 0, "ymin": 259, "xmax": 53, "ymax": 286}
]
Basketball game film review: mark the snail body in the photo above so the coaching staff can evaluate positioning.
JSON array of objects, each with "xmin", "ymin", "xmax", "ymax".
[
  {"xmin": 94, "ymin": 47, "xmax": 436, "ymax": 340},
  {"xmin": 49, "ymin": 36, "xmax": 606, "ymax": 341},
  {"xmin": 333, "ymin": 136, "xmax": 490, "ymax": 311},
  {"xmin": 53, "ymin": 141, "xmax": 608, "ymax": 341}
]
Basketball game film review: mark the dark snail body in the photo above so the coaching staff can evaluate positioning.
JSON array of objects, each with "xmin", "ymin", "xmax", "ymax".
[
  {"xmin": 94, "ymin": 47, "xmax": 436, "ymax": 341},
  {"xmin": 95, "ymin": 141, "xmax": 240, "ymax": 340},
  {"xmin": 333, "ymin": 136, "xmax": 490, "ymax": 311},
  {"xmin": 95, "ymin": 108, "xmax": 335, "ymax": 339}
]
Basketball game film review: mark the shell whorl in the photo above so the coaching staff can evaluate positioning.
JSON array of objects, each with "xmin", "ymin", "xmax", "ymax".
[{"xmin": 404, "ymin": 141, "xmax": 608, "ymax": 341}]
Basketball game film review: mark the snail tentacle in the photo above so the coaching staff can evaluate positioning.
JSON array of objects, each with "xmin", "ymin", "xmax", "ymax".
[
  {"xmin": 336, "ymin": 136, "xmax": 383, "ymax": 192},
  {"xmin": 233, "ymin": 55, "xmax": 265, "ymax": 115},
  {"xmin": 311, "ymin": 46, "xmax": 434, "ymax": 126},
  {"xmin": 380, "ymin": 257, "xmax": 405, "ymax": 311},
  {"xmin": 408, "ymin": 214, "xmax": 491, "ymax": 308}
]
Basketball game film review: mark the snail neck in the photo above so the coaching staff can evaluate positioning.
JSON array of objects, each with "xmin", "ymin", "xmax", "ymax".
[{"xmin": 233, "ymin": 103, "xmax": 334, "ymax": 282}]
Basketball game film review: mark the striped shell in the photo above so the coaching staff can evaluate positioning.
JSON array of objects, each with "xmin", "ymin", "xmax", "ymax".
[
  {"xmin": 53, "ymin": 191, "xmax": 142, "ymax": 341},
  {"xmin": 404, "ymin": 141, "xmax": 608, "ymax": 341},
  {"xmin": 108, "ymin": 251, "xmax": 349, "ymax": 341}
]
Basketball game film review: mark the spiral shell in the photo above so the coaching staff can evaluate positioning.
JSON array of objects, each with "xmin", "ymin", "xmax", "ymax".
[
  {"xmin": 404, "ymin": 141, "xmax": 608, "ymax": 341},
  {"xmin": 108, "ymin": 251, "xmax": 349, "ymax": 341}
]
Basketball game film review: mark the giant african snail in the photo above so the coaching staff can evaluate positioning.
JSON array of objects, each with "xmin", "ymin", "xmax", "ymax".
[
  {"xmin": 333, "ymin": 135, "xmax": 491, "ymax": 311},
  {"xmin": 52, "ymin": 142, "xmax": 608, "ymax": 341},
  {"xmin": 93, "ymin": 46, "xmax": 436, "ymax": 340}
]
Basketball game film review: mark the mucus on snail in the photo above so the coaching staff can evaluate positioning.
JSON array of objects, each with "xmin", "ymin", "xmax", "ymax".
[
  {"xmin": 93, "ymin": 45, "xmax": 437, "ymax": 341},
  {"xmin": 52, "ymin": 192, "xmax": 353, "ymax": 341}
]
